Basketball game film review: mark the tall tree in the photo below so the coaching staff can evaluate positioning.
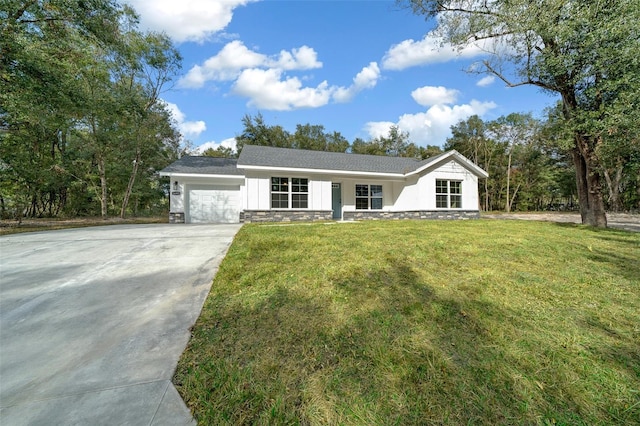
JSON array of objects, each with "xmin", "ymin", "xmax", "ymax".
[
  {"xmin": 351, "ymin": 126, "xmax": 417, "ymax": 158},
  {"xmin": 1, "ymin": 1, "xmax": 182, "ymax": 219},
  {"xmin": 0, "ymin": 0, "xmax": 126, "ymax": 218},
  {"xmin": 445, "ymin": 116, "xmax": 500, "ymax": 210},
  {"xmin": 488, "ymin": 113, "xmax": 539, "ymax": 212},
  {"xmin": 403, "ymin": 0, "xmax": 640, "ymax": 227},
  {"xmin": 235, "ymin": 113, "xmax": 291, "ymax": 153},
  {"xmin": 113, "ymin": 29, "xmax": 182, "ymax": 218}
]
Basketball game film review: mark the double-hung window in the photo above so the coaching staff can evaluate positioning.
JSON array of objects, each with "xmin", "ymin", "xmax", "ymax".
[
  {"xmin": 436, "ymin": 180, "xmax": 462, "ymax": 208},
  {"xmin": 355, "ymin": 184, "xmax": 383, "ymax": 210},
  {"xmin": 271, "ymin": 177, "xmax": 308, "ymax": 209}
]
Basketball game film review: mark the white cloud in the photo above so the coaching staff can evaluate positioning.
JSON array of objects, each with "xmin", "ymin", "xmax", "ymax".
[
  {"xmin": 179, "ymin": 41, "xmax": 267, "ymax": 87},
  {"xmin": 163, "ymin": 101, "xmax": 206, "ymax": 138},
  {"xmin": 411, "ymin": 86, "xmax": 460, "ymax": 107},
  {"xmin": 269, "ymin": 46, "xmax": 322, "ymax": 70},
  {"xmin": 178, "ymin": 41, "xmax": 322, "ymax": 89},
  {"xmin": 365, "ymin": 99, "xmax": 497, "ymax": 146},
  {"xmin": 382, "ymin": 34, "xmax": 488, "ymax": 71},
  {"xmin": 126, "ymin": 0, "xmax": 255, "ymax": 43},
  {"xmin": 333, "ymin": 62, "xmax": 381, "ymax": 103},
  {"xmin": 363, "ymin": 121, "xmax": 396, "ymax": 140},
  {"xmin": 195, "ymin": 137, "xmax": 237, "ymax": 154},
  {"xmin": 477, "ymin": 75, "xmax": 496, "ymax": 87},
  {"xmin": 232, "ymin": 68, "xmax": 332, "ymax": 111}
]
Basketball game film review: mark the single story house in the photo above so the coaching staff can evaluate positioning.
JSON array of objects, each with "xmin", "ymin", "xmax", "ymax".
[{"xmin": 158, "ymin": 144, "xmax": 488, "ymax": 223}]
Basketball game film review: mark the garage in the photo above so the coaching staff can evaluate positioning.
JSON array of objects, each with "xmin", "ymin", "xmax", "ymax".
[
  {"xmin": 159, "ymin": 156, "xmax": 245, "ymax": 224},
  {"xmin": 187, "ymin": 185, "xmax": 241, "ymax": 223}
]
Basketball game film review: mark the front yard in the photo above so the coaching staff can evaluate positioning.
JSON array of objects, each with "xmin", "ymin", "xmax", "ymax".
[{"xmin": 174, "ymin": 220, "xmax": 639, "ymax": 425}]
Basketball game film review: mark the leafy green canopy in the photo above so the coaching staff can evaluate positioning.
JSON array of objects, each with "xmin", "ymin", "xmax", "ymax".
[
  {"xmin": 0, "ymin": 1, "xmax": 183, "ymax": 219},
  {"xmin": 404, "ymin": 0, "xmax": 640, "ymax": 225}
]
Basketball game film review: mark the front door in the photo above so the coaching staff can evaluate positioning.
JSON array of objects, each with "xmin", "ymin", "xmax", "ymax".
[{"xmin": 332, "ymin": 183, "xmax": 342, "ymax": 219}]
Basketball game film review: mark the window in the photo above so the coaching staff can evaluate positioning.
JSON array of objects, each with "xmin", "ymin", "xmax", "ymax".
[
  {"xmin": 271, "ymin": 177, "xmax": 308, "ymax": 209},
  {"xmin": 355, "ymin": 184, "xmax": 383, "ymax": 210},
  {"xmin": 436, "ymin": 180, "xmax": 462, "ymax": 208}
]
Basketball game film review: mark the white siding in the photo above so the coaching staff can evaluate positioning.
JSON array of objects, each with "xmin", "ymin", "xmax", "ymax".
[
  {"xmin": 335, "ymin": 160, "xmax": 481, "ymax": 212},
  {"xmin": 339, "ymin": 179, "xmax": 400, "ymax": 212},
  {"xmin": 243, "ymin": 172, "xmax": 333, "ymax": 210},
  {"xmin": 418, "ymin": 160, "xmax": 480, "ymax": 210},
  {"xmin": 169, "ymin": 181, "xmax": 185, "ymax": 213}
]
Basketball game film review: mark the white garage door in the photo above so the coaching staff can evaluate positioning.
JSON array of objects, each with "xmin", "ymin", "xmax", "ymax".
[{"xmin": 187, "ymin": 185, "xmax": 240, "ymax": 223}]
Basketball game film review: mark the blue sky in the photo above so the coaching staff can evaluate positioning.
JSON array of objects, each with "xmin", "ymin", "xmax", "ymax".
[{"xmin": 126, "ymin": 0, "xmax": 558, "ymax": 152}]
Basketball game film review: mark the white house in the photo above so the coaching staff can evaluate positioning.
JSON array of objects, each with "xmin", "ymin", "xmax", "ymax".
[{"xmin": 159, "ymin": 145, "xmax": 488, "ymax": 223}]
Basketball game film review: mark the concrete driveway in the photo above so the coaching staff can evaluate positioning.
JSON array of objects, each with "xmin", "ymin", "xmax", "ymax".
[{"xmin": 0, "ymin": 223, "xmax": 242, "ymax": 425}]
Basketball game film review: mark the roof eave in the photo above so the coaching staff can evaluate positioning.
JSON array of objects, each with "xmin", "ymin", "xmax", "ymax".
[
  {"xmin": 237, "ymin": 164, "xmax": 405, "ymax": 178},
  {"xmin": 159, "ymin": 172, "xmax": 244, "ymax": 179}
]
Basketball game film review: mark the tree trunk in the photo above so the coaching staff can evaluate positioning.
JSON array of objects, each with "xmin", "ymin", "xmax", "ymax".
[
  {"xmin": 505, "ymin": 150, "xmax": 512, "ymax": 212},
  {"xmin": 571, "ymin": 143, "xmax": 607, "ymax": 227},
  {"xmin": 97, "ymin": 155, "xmax": 108, "ymax": 218},
  {"xmin": 603, "ymin": 162, "xmax": 623, "ymax": 212},
  {"xmin": 120, "ymin": 149, "xmax": 140, "ymax": 219}
]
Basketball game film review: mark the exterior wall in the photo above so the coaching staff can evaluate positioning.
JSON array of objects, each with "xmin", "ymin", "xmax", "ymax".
[
  {"xmin": 243, "ymin": 171, "xmax": 332, "ymax": 211},
  {"xmin": 166, "ymin": 157, "xmax": 483, "ymax": 223},
  {"xmin": 343, "ymin": 210, "xmax": 480, "ymax": 221},
  {"xmin": 418, "ymin": 160, "xmax": 480, "ymax": 211},
  {"xmin": 169, "ymin": 180, "xmax": 185, "ymax": 213},
  {"xmin": 244, "ymin": 210, "xmax": 333, "ymax": 223},
  {"xmin": 336, "ymin": 160, "xmax": 481, "ymax": 215},
  {"xmin": 338, "ymin": 178, "xmax": 405, "ymax": 213}
]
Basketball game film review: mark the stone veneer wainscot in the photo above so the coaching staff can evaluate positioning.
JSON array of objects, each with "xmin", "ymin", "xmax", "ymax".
[{"xmin": 243, "ymin": 210, "xmax": 333, "ymax": 223}]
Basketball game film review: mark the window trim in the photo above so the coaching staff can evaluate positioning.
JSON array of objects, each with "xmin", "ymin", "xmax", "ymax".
[
  {"xmin": 435, "ymin": 179, "xmax": 462, "ymax": 209},
  {"xmin": 355, "ymin": 183, "xmax": 383, "ymax": 210},
  {"xmin": 271, "ymin": 177, "xmax": 309, "ymax": 209}
]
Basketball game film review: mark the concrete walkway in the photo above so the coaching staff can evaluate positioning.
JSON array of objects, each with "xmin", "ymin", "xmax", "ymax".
[{"xmin": 0, "ymin": 223, "xmax": 242, "ymax": 425}]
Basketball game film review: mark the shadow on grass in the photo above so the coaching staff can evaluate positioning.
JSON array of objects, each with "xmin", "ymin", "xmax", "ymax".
[
  {"xmin": 176, "ymin": 248, "xmax": 639, "ymax": 425},
  {"xmin": 551, "ymin": 222, "xmax": 640, "ymax": 283}
]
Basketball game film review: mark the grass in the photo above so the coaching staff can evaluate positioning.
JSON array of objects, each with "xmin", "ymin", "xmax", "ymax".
[{"xmin": 174, "ymin": 220, "xmax": 640, "ymax": 425}]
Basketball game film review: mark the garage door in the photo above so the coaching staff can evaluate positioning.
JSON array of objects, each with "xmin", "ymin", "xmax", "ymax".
[{"xmin": 187, "ymin": 185, "xmax": 240, "ymax": 223}]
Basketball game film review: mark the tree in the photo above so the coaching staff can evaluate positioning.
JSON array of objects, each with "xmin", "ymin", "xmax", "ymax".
[
  {"xmin": 235, "ymin": 113, "xmax": 291, "ymax": 153},
  {"xmin": 0, "ymin": 0, "xmax": 127, "ymax": 218},
  {"xmin": 202, "ymin": 146, "xmax": 237, "ymax": 158},
  {"xmin": 488, "ymin": 113, "xmax": 539, "ymax": 212},
  {"xmin": 445, "ymin": 116, "xmax": 499, "ymax": 210},
  {"xmin": 351, "ymin": 126, "xmax": 417, "ymax": 158},
  {"xmin": 112, "ymin": 29, "xmax": 182, "ymax": 218},
  {"xmin": 403, "ymin": 0, "xmax": 640, "ymax": 227},
  {"xmin": 0, "ymin": 1, "xmax": 182, "ymax": 219}
]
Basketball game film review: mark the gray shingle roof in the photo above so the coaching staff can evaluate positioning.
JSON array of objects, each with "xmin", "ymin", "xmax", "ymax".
[
  {"xmin": 237, "ymin": 145, "xmax": 431, "ymax": 174},
  {"xmin": 159, "ymin": 156, "xmax": 242, "ymax": 175}
]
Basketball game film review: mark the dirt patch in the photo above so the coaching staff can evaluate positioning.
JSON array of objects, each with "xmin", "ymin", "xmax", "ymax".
[
  {"xmin": 482, "ymin": 212, "xmax": 640, "ymax": 232},
  {"xmin": 0, "ymin": 216, "xmax": 167, "ymax": 235}
]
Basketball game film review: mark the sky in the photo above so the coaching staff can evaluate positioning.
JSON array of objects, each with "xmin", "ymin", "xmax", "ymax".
[{"xmin": 126, "ymin": 0, "xmax": 559, "ymax": 153}]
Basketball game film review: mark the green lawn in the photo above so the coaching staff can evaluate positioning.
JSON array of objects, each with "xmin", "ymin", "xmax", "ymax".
[{"xmin": 174, "ymin": 220, "xmax": 640, "ymax": 425}]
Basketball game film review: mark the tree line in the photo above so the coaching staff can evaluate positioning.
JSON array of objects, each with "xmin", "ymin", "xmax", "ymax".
[
  {"xmin": 1, "ymin": 1, "xmax": 184, "ymax": 220},
  {"xmin": 2, "ymin": 0, "xmax": 638, "ymax": 224}
]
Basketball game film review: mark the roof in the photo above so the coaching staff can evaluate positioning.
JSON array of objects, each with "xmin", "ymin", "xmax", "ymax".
[
  {"xmin": 237, "ymin": 145, "xmax": 429, "ymax": 175},
  {"xmin": 159, "ymin": 156, "xmax": 243, "ymax": 176},
  {"xmin": 237, "ymin": 145, "xmax": 488, "ymax": 178}
]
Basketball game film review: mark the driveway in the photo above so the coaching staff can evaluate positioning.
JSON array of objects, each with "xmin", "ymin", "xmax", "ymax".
[{"xmin": 0, "ymin": 223, "xmax": 242, "ymax": 425}]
